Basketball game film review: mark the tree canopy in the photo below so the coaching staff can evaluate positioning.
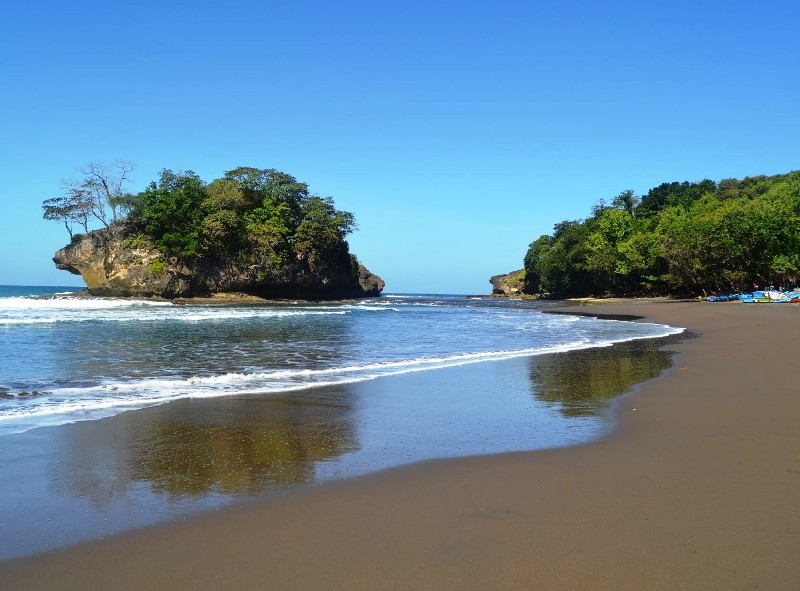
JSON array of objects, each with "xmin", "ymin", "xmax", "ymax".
[
  {"xmin": 44, "ymin": 163, "xmax": 360, "ymax": 280},
  {"xmin": 523, "ymin": 170, "xmax": 800, "ymax": 297}
]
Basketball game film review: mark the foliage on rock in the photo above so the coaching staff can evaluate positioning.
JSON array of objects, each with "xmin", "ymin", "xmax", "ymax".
[
  {"xmin": 490, "ymin": 270, "xmax": 527, "ymax": 297},
  {"xmin": 49, "ymin": 164, "xmax": 383, "ymax": 298}
]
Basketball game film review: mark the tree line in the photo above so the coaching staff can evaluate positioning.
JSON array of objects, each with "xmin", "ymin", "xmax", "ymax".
[
  {"xmin": 523, "ymin": 170, "xmax": 800, "ymax": 297},
  {"xmin": 43, "ymin": 163, "xmax": 358, "ymax": 277}
]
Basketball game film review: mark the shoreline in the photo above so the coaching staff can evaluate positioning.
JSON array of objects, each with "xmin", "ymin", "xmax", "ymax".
[
  {"xmin": 0, "ymin": 328, "xmax": 676, "ymax": 561},
  {"xmin": 2, "ymin": 300, "xmax": 799, "ymax": 589}
]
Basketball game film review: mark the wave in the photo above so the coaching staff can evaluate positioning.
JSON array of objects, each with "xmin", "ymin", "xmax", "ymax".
[
  {"xmin": 1, "ymin": 342, "xmax": 591, "ymax": 424},
  {"xmin": 0, "ymin": 327, "xmax": 682, "ymax": 434},
  {"xmin": 0, "ymin": 287, "xmax": 684, "ymax": 436},
  {"xmin": 0, "ymin": 296, "xmax": 173, "ymax": 310},
  {"xmin": 0, "ymin": 298, "xmax": 399, "ymax": 325}
]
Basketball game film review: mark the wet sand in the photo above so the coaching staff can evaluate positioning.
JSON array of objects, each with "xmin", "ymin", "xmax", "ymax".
[
  {"xmin": 2, "ymin": 300, "xmax": 799, "ymax": 589},
  {"xmin": 0, "ymin": 337, "xmax": 673, "ymax": 561}
]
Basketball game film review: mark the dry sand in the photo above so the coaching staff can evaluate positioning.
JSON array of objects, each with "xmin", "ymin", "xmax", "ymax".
[{"xmin": 1, "ymin": 300, "xmax": 798, "ymax": 590}]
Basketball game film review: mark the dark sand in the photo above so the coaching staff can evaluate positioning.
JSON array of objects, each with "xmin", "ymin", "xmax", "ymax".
[{"xmin": 2, "ymin": 300, "xmax": 798, "ymax": 589}]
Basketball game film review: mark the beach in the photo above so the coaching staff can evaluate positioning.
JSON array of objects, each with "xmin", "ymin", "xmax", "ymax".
[{"xmin": 1, "ymin": 300, "xmax": 798, "ymax": 589}]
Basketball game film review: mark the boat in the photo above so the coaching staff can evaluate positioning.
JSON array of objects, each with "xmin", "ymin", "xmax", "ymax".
[
  {"xmin": 739, "ymin": 290, "xmax": 797, "ymax": 303},
  {"xmin": 709, "ymin": 290, "xmax": 800, "ymax": 303}
]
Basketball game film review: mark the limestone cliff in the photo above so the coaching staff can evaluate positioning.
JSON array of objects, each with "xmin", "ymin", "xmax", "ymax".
[
  {"xmin": 54, "ymin": 225, "xmax": 384, "ymax": 299},
  {"xmin": 489, "ymin": 269, "xmax": 528, "ymax": 297}
]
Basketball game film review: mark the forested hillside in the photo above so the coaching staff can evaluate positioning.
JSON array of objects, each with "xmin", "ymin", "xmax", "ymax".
[{"xmin": 523, "ymin": 170, "xmax": 800, "ymax": 297}]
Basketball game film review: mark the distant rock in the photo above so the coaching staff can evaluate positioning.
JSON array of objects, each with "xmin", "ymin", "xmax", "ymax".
[
  {"xmin": 54, "ymin": 224, "xmax": 384, "ymax": 299},
  {"xmin": 489, "ymin": 269, "xmax": 529, "ymax": 297}
]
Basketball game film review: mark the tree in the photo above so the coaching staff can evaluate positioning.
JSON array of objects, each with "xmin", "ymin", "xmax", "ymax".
[
  {"xmin": 43, "ymin": 161, "xmax": 136, "ymax": 236},
  {"xmin": 138, "ymin": 170, "xmax": 208, "ymax": 257},
  {"xmin": 635, "ymin": 179, "xmax": 716, "ymax": 216},
  {"xmin": 42, "ymin": 196, "xmax": 81, "ymax": 239},
  {"xmin": 522, "ymin": 221, "xmax": 594, "ymax": 296},
  {"xmin": 523, "ymin": 234, "xmax": 551, "ymax": 294},
  {"xmin": 611, "ymin": 189, "xmax": 639, "ymax": 216},
  {"xmin": 293, "ymin": 197, "xmax": 356, "ymax": 271},
  {"xmin": 199, "ymin": 178, "xmax": 248, "ymax": 251},
  {"xmin": 80, "ymin": 161, "xmax": 136, "ymax": 224},
  {"xmin": 584, "ymin": 208, "xmax": 635, "ymax": 293}
]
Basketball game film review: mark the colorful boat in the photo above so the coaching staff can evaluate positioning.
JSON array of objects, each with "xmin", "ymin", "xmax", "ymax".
[
  {"xmin": 739, "ymin": 290, "xmax": 798, "ymax": 303},
  {"xmin": 709, "ymin": 290, "xmax": 800, "ymax": 303}
]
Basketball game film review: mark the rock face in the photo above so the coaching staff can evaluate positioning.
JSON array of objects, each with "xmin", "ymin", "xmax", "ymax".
[
  {"xmin": 54, "ymin": 225, "xmax": 384, "ymax": 299},
  {"xmin": 489, "ymin": 269, "xmax": 527, "ymax": 297}
]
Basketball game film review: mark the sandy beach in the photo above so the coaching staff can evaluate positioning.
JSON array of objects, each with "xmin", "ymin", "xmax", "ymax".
[{"xmin": 1, "ymin": 300, "xmax": 799, "ymax": 589}]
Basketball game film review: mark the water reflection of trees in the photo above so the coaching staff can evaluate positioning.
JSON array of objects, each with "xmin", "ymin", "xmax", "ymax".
[
  {"xmin": 129, "ymin": 393, "xmax": 359, "ymax": 497},
  {"xmin": 49, "ymin": 388, "xmax": 360, "ymax": 507},
  {"xmin": 48, "ymin": 338, "xmax": 676, "ymax": 505},
  {"xmin": 528, "ymin": 339, "xmax": 675, "ymax": 417}
]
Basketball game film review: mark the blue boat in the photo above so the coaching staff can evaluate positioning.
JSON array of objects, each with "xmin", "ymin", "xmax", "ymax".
[{"xmin": 709, "ymin": 290, "xmax": 800, "ymax": 303}]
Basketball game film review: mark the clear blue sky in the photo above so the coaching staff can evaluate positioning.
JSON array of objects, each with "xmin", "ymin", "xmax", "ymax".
[{"xmin": 2, "ymin": 0, "xmax": 798, "ymax": 294}]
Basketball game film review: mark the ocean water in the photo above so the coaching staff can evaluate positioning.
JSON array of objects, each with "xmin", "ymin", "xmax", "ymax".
[
  {"xmin": 0, "ymin": 285, "xmax": 686, "ymax": 559},
  {"xmin": 0, "ymin": 286, "xmax": 681, "ymax": 437}
]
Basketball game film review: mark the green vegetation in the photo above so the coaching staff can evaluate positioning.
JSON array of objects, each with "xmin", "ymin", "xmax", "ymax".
[
  {"xmin": 147, "ymin": 257, "xmax": 168, "ymax": 276},
  {"xmin": 524, "ymin": 170, "xmax": 800, "ymax": 297},
  {"xmin": 124, "ymin": 232, "xmax": 149, "ymax": 249},
  {"xmin": 45, "ymin": 163, "xmax": 359, "ymax": 281}
]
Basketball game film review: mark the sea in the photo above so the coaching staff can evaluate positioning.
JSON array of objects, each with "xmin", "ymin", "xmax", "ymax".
[
  {"xmin": 0, "ymin": 285, "xmax": 681, "ymax": 438},
  {"xmin": 0, "ymin": 285, "xmax": 685, "ymax": 559}
]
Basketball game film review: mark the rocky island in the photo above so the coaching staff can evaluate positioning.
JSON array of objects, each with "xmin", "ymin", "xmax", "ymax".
[
  {"xmin": 54, "ymin": 223, "xmax": 383, "ymax": 299},
  {"xmin": 47, "ymin": 165, "xmax": 384, "ymax": 299},
  {"xmin": 489, "ymin": 269, "xmax": 527, "ymax": 298}
]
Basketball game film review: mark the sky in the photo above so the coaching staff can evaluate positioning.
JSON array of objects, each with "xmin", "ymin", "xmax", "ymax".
[{"xmin": 2, "ymin": 0, "xmax": 798, "ymax": 294}]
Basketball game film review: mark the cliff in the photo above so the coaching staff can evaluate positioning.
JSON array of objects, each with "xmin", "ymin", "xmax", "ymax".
[
  {"xmin": 54, "ymin": 225, "xmax": 384, "ymax": 299},
  {"xmin": 489, "ymin": 269, "xmax": 529, "ymax": 297}
]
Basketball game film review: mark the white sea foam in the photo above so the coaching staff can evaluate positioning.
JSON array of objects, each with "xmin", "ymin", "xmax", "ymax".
[
  {"xmin": 0, "ymin": 297, "xmax": 400, "ymax": 325},
  {"xmin": 0, "ymin": 327, "xmax": 683, "ymax": 435},
  {"xmin": 0, "ymin": 296, "xmax": 172, "ymax": 310},
  {"xmin": 1, "ymin": 342, "xmax": 590, "ymax": 426},
  {"xmin": 0, "ymin": 290, "xmax": 685, "ymax": 436}
]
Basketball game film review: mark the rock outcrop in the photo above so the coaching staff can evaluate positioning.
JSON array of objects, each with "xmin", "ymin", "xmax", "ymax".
[
  {"xmin": 489, "ymin": 269, "xmax": 528, "ymax": 297},
  {"xmin": 54, "ymin": 225, "xmax": 384, "ymax": 299}
]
